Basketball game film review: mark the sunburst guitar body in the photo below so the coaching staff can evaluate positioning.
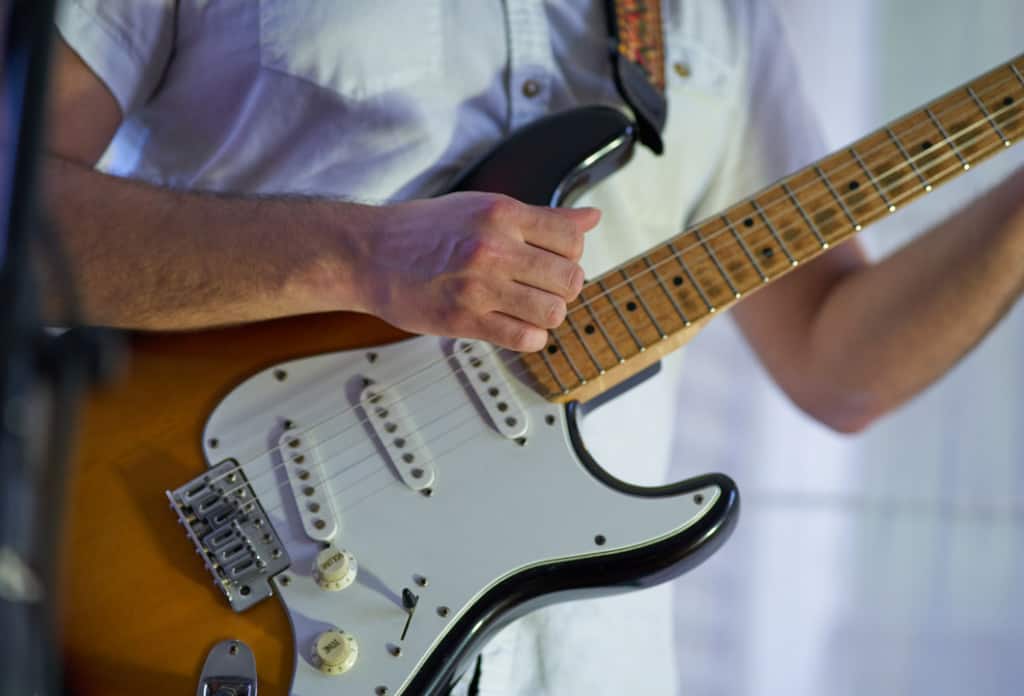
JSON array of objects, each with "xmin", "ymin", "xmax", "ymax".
[{"xmin": 61, "ymin": 106, "xmax": 739, "ymax": 695}]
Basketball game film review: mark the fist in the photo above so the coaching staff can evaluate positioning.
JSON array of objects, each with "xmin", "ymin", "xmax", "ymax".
[{"xmin": 356, "ymin": 192, "xmax": 600, "ymax": 351}]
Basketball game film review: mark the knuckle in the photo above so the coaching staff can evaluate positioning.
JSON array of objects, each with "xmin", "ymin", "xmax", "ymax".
[
  {"xmin": 455, "ymin": 276, "xmax": 489, "ymax": 310},
  {"xmin": 478, "ymin": 194, "xmax": 517, "ymax": 227},
  {"xmin": 510, "ymin": 324, "xmax": 537, "ymax": 352},
  {"xmin": 568, "ymin": 232, "xmax": 585, "ymax": 260},
  {"xmin": 463, "ymin": 232, "xmax": 503, "ymax": 269},
  {"xmin": 544, "ymin": 299, "xmax": 567, "ymax": 328},
  {"xmin": 563, "ymin": 263, "xmax": 583, "ymax": 296}
]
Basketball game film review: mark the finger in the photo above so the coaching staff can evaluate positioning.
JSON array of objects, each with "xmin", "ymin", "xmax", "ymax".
[
  {"xmin": 491, "ymin": 280, "xmax": 567, "ymax": 330},
  {"xmin": 519, "ymin": 206, "xmax": 601, "ymax": 260},
  {"xmin": 511, "ymin": 244, "xmax": 584, "ymax": 300},
  {"xmin": 475, "ymin": 312, "xmax": 548, "ymax": 352}
]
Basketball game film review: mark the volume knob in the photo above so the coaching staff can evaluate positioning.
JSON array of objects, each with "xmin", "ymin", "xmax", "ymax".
[
  {"xmin": 314, "ymin": 546, "xmax": 357, "ymax": 591},
  {"xmin": 313, "ymin": 629, "xmax": 358, "ymax": 675}
]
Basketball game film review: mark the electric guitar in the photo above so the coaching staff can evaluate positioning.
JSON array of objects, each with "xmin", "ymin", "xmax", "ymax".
[{"xmin": 61, "ymin": 54, "xmax": 1024, "ymax": 695}]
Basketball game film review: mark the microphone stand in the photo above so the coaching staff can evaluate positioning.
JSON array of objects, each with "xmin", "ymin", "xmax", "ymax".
[{"xmin": 0, "ymin": 1, "xmax": 114, "ymax": 693}]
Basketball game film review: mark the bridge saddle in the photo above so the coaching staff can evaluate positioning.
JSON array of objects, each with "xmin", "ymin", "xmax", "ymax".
[{"xmin": 167, "ymin": 459, "xmax": 290, "ymax": 612}]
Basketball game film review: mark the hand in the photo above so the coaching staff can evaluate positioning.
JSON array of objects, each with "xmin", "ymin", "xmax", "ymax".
[{"xmin": 355, "ymin": 192, "xmax": 600, "ymax": 351}]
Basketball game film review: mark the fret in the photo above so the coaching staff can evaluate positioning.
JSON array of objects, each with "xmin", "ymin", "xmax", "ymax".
[
  {"xmin": 926, "ymin": 107, "xmax": 969, "ymax": 169},
  {"xmin": 595, "ymin": 278, "xmax": 645, "ymax": 350},
  {"xmin": 620, "ymin": 269, "xmax": 667, "ymax": 339},
  {"xmin": 728, "ymin": 208, "xmax": 788, "ymax": 275},
  {"xmin": 647, "ymin": 244, "xmax": 709, "ymax": 319},
  {"xmin": 892, "ymin": 107, "xmax": 974, "ymax": 188},
  {"xmin": 932, "ymin": 84, "xmax": 1006, "ymax": 171},
  {"xmin": 968, "ymin": 86, "xmax": 1010, "ymax": 145},
  {"xmin": 537, "ymin": 347, "xmax": 568, "ymax": 395},
  {"xmin": 884, "ymin": 126, "xmax": 933, "ymax": 192},
  {"xmin": 642, "ymin": 255, "xmax": 691, "ymax": 326},
  {"xmin": 689, "ymin": 219, "xmax": 761, "ymax": 294},
  {"xmin": 669, "ymin": 229, "xmax": 734, "ymax": 309},
  {"xmin": 816, "ymin": 150, "xmax": 889, "ymax": 229},
  {"xmin": 782, "ymin": 182, "xmax": 828, "ymax": 248},
  {"xmin": 667, "ymin": 240, "xmax": 716, "ymax": 313},
  {"xmin": 548, "ymin": 330, "xmax": 585, "ymax": 385},
  {"xmin": 611, "ymin": 261, "xmax": 668, "ymax": 345},
  {"xmin": 578, "ymin": 292, "xmax": 624, "ymax": 364},
  {"xmin": 692, "ymin": 227, "xmax": 741, "ymax": 298},
  {"xmin": 1010, "ymin": 62, "xmax": 1024, "ymax": 89},
  {"xmin": 564, "ymin": 313, "xmax": 607, "ymax": 375},
  {"xmin": 721, "ymin": 215, "xmax": 768, "ymax": 282},
  {"xmin": 751, "ymin": 200, "xmax": 796, "ymax": 265},
  {"xmin": 851, "ymin": 131, "xmax": 914, "ymax": 208},
  {"xmin": 848, "ymin": 145, "xmax": 896, "ymax": 213},
  {"xmin": 814, "ymin": 165, "xmax": 861, "ymax": 232},
  {"xmin": 972, "ymin": 67, "xmax": 1024, "ymax": 146},
  {"xmin": 779, "ymin": 168, "xmax": 851, "ymax": 250}
]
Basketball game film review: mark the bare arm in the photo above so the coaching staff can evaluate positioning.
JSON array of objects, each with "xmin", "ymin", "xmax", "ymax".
[
  {"xmin": 734, "ymin": 170, "xmax": 1024, "ymax": 433},
  {"xmin": 44, "ymin": 38, "xmax": 599, "ymax": 351}
]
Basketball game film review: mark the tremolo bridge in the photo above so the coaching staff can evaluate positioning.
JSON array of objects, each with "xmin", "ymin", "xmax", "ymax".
[{"xmin": 167, "ymin": 459, "xmax": 290, "ymax": 612}]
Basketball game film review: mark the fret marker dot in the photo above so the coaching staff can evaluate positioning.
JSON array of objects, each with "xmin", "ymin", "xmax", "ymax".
[
  {"xmin": 626, "ymin": 301, "xmax": 638, "ymax": 312},
  {"xmin": 546, "ymin": 345, "xmax": 558, "ymax": 355},
  {"xmin": 1004, "ymin": 96, "xmax": 1014, "ymax": 107},
  {"xmin": 743, "ymin": 218, "xmax": 754, "ymax": 228},
  {"xmin": 672, "ymin": 276, "xmax": 683, "ymax": 286},
  {"xmin": 963, "ymin": 163, "xmax": 970, "ymax": 170},
  {"xmin": 760, "ymin": 247, "xmax": 774, "ymax": 259},
  {"xmin": 584, "ymin": 324, "xmax": 595, "ymax": 335},
  {"xmin": 925, "ymin": 185, "xmax": 933, "ymax": 192},
  {"xmin": 921, "ymin": 141, "xmax": 932, "ymax": 151},
  {"xmin": 854, "ymin": 225, "xmax": 862, "ymax": 232},
  {"xmin": 888, "ymin": 205, "xmax": 897, "ymax": 213},
  {"xmin": 848, "ymin": 180, "xmax": 859, "ymax": 191}
]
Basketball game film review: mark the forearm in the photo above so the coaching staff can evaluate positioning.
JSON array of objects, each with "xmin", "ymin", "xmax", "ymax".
[
  {"xmin": 44, "ymin": 155, "xmax": 369, "ymax": 329},
  {"xmin": 805, "ymin": 169, "xmax": 1024, "ymax": 430}
]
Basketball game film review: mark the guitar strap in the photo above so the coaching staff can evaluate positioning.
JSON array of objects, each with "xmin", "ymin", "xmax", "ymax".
[{"xmin": 605, "ymin": 0, "xmax": 668, "ymax": 154}]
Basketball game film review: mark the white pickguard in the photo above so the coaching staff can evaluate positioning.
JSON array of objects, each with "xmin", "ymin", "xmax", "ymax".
[{"xmin": 202, "ymin": 335, "xmax": 725, "ymax": 695}]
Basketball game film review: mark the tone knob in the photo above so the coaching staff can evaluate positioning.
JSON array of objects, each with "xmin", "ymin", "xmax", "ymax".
[
  {"xmin": 314, "ymin": 546, "xmax": 357, "ymax": 591},
  {"xmin": 313, "ymin": 629, "xmax": 358, "ymax": 675}
]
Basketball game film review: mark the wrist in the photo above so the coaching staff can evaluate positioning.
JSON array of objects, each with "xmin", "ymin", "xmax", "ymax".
[{"xmin": 286, "ymin": 198, "xmax": 380, "ymax": 316}]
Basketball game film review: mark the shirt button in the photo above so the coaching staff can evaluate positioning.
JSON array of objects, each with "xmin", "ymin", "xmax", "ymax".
[
  {"xmin": 673, "ymin": 61, "xmax": 691, "ymax": 78},
  {"xmin": 521, "ymin": 79, "xmax": 541, "ymax": 98}
]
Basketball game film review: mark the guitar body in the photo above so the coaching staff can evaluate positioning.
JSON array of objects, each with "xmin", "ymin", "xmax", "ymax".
[{"xmin": 61, "ymin": 107, "xmax": 739, "ymax": 695}]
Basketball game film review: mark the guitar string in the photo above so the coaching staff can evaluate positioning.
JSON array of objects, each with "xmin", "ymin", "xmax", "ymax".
[
  {"xmin": 200, "ymin": 91, "xmax": 1021, "ymax": 506},
  {"xmin": 300, "ymin": 128, "xmax": 1017, "ymax": 518},
  {"xmin": 242, "ymin": 134, "xmax": 1007, "ymax": 522},
  {"xmin": 557, "ymin": 69, "xmax": 1023, "ymax": 323},
  {"xmin": 194, "ymin": 75, "xmax": 1021, "ymax": 502}
]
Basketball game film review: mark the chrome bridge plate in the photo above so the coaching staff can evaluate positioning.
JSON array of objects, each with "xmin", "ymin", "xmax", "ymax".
[{"xmin": 167, "ymin": 459, "xmax": 291, "ymax": 612}]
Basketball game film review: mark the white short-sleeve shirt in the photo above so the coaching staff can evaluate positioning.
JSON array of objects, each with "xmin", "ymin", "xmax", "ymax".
[{"xmin": 56, "ymin": 1, "xmax": 825, "ymax": 693}]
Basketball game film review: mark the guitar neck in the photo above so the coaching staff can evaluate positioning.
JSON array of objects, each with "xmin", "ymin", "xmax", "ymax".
[{"xmin": 522, "ymin": 53, "xmax": 1024, "ymax": 403}]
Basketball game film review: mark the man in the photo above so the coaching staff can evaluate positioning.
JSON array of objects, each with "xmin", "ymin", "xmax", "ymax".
[{"xmin": 45, "ymin": 1, "xmax": 1024, "ymax": 693}]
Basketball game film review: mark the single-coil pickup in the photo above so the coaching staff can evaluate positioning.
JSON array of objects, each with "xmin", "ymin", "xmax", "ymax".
[
  {"xmin": 359, "ymin": 384, "xmax": 435, "ymax": 491},
  {"xmin": 278, "ymin": 429, "xmax": 339, "ymax": 543},
  {"xmin": 452, "ymin": 339, "xmax": 529, "ymax": 439}
]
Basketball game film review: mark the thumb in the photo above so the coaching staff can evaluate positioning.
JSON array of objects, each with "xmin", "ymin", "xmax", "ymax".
[{"xmin": 551, "ymin": 206, "xmax": 602, "ymax": 232}]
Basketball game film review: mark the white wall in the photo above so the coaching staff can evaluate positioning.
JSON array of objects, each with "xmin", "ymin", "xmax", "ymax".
[{"xmin": 670, "ymin": 2, "xmax": 1024, "ymax": 694}]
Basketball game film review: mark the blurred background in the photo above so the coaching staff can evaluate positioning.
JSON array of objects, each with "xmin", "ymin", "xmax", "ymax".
[{"xmin": 669, "ymin": 2, "xmax": 1024, "ymax": 694}]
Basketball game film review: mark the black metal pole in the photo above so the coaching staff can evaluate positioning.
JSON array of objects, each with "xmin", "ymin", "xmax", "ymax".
[{"xmin": 0, "ymin": 1, "xmax": 61, "ymax": 694}]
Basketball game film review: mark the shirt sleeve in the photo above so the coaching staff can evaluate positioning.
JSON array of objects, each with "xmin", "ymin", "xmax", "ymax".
[
  {"xmin": 691, "ymin": 0, "xmax": 827, "ymax": 219},
  {"xmin": 55, "ymin": 0, "xmax": 176, "ymax": 115}
]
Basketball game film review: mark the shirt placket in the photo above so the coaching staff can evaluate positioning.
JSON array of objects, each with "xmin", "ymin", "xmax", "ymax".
[{"xmin": 504, "ymin": 0, "xmax": 557, "ymax": 130}]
